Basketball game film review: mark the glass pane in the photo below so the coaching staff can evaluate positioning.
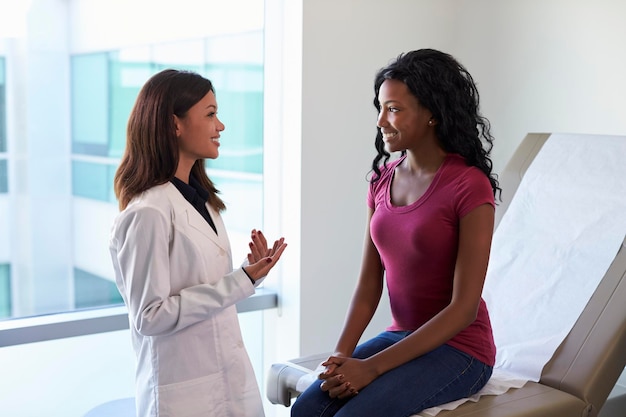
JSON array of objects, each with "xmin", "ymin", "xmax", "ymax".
[
  {"xmin": 0, "ymin": 56, "xmax": 5, "ymax": 153},
  {"xmin": 152, "ymin": 38, "xmax": 205, "ymax": 71},
  {"xmin": 74, "ymin": 268, "xmax": 123, "ymax": 309},
  {"xmin": 0, "ymin": 264, "xmax": 10, "ymax": 318},
  {"xmin": 1, "ymin": 57, "xmax": 6, "ymax": 195},
  {"xmin": 204, "ymin": 33, "xmax": 264, "ymax": 175},
  {"xmin": 207, "ymin": 71, "xmax": 264, "ymax": 174},
  {"xmin": 71, "ymin": 53, "xmax": 108, "ymax": 155},
  {"xmin": 216, "ymin": 173, "xmax": 263, "ymax": 263},
  {"xmin": 71, "ymin": 160, "xmax": 116, "ymax": 203},
  {"xmin": 108, "ymin": 51, "xmax": 153, "ymax": 159},
  {"xmin": 0, "ymin": 159, "xmax": 7, "ymax": 193}
]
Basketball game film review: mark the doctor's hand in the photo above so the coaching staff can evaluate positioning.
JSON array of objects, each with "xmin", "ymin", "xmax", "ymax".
[{"xmin": 243, "ymin": 229, "xmax": 287, "ymax": 281}]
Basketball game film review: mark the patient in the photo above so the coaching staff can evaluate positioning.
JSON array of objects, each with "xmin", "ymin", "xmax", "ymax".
[{"xmin": 291, "ymin": 49, "xmax": 501, "ymax": 417}]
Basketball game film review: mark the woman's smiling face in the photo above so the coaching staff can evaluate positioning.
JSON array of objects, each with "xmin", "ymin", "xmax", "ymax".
[
  {"xmin": 376, "ymin": 79, "xmax": 434, "ymax": 153},
  {"xmin": 175, "ymin": 90, "xmax": 225, "ymax": 163}
]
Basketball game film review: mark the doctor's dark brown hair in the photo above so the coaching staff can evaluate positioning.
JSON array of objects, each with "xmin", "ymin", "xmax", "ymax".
[{"xmin": 114, "ymin": 69, "xmax": 225, "ymax": 211}]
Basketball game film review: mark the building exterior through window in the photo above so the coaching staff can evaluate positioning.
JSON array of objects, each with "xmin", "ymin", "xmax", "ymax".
[{"xmin": 0, "ymin": 1, "xmax": 273, "ymax": 415}]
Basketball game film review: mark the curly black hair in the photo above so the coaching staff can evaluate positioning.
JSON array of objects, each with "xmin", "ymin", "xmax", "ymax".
[{"xmin": 371, "ymin": 49, "xmax": 501, "ymax": 199}]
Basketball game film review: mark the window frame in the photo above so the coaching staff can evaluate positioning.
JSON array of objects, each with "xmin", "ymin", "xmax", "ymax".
[{"xmin": 0, "ymin": 288, "xmax": 276, "ymax": 347}]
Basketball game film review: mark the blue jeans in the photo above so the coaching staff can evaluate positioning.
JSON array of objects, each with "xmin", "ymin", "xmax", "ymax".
[{"xmin": 290, "ymin": 331, "xmax": 492, "ymax": 417}]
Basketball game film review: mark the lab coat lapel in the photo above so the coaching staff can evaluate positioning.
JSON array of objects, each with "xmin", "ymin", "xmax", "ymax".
[
  {"xmin": 165, "ymin": 183, "xmax": 229, "ymax": 252},
  {"xmin": 206, "ymin": 203, "xmax": 228, "ymax": 241}
]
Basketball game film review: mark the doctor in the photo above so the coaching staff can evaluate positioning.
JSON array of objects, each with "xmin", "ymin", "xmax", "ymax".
[{"xmin": 110, "ymin": 69, "xmax": 287, "ymax": 417}]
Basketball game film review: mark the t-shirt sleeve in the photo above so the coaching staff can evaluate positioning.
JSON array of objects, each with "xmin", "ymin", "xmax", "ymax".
[
  {"xmin": 455, "ymin": 168, "xmax": 495, "ymax": 218},
  {"xmin": 367, "ymin": 179, "xmax": 376, "ymax": 209},
  {"xmin": 367, "ymin": 163, "xmax": 392, "ymax": 210}
]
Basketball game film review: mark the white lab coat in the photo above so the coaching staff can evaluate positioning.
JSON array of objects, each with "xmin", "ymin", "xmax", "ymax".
[{"xmin": 109, "ymin": 183, "xmax": 265, "ymax": 417}]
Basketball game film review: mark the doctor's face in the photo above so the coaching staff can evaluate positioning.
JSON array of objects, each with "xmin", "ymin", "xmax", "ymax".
[{"xmin": 175, "ymin": 90, "xmax": 225, "ymax": 162}]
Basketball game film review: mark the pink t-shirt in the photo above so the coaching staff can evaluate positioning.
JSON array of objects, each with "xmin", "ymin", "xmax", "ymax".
[{"xmin": 367, "ymin": 153, "xmax": 496, "ymax": 366}]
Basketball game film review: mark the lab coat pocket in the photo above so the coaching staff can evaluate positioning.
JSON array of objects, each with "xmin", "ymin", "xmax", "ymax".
[{"xmin": 157, "ymin": 373, "xmax": 226, "ymax": 417}]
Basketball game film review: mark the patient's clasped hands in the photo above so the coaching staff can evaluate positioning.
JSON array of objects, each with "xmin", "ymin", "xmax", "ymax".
[{"xmin": 318, "ymin": 355, "xmax": 378, "ymax": 399}]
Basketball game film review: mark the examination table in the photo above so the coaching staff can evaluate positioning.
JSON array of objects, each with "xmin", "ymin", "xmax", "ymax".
[{"xmin": 266, "ymin": 133, "xmax": 626, "ymax": 417}]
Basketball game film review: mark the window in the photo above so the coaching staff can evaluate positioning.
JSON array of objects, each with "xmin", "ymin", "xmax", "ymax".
[
  {"xmin": 0, "ymin": 56, "xmax": 8, "ymax": 319},
  {"xmin": 1, "ymin": 23, "xmax": 265, "ymax": 318},
  {"xmin": 67, "ymin": 34, "xmax": 265, "ymax": 312},
  {"xmin": 74, "ymin": 267, "xmax": 122, "ymax": 309},
  {"xmin": 0, "ymin": 56, "xmax": 6, "ymax": 194},
  {"xmin": 1, "ymin": 1, "xmax": 276, "ymax": 414},
  {"xmin": 70, "ymin": 35, "xmax": 264, "ymax": 207},
  {"xmin": 0, "ymin": 264, "xmax": 10, "ymax": 318}
]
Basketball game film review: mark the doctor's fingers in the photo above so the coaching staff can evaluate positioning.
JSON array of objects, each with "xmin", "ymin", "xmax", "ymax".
[
  {"xmin": 248, "ymin": 231, "xmax": 272, "ymax": 263},
  {"xmin": 269, "ymin": 237, "xmax": 286, "ymax": 256},
  {"xmin": 245, "ymin": 242, "xmax": 288, "ymax": 279},
  {"xmin": 248, "ymin": 240, "xmax": 265, "ymax": 263},
  {"xmin": 251, "ymin": 229, "xmax": 270, "ymax": 255},
  {"xmin": 264, "ymin": 241, "xmax": 287, "ymax": 267}
]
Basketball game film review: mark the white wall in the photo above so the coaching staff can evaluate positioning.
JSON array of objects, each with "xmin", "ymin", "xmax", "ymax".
[
  {"xmin": 290, "ymin": 0, "xmax": 626, "ymax": 359},
  {"xmin": 443, "ymin": 0, "xmax": 626, "ymax": 172}
]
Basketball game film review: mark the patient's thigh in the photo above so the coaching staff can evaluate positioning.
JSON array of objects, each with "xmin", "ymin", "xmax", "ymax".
[
  {"xmin": 351, "ymin": 331, "xmax": 409, "ymax": 359},
  {"xmin": 336, "ymin": 344, "xmax": 487, "ymax": 417}
]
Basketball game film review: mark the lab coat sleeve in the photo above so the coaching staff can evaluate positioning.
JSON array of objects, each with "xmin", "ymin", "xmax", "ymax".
[{"xmin": 111, "ymin": 206, "xmax": 254, "ymax": 337}]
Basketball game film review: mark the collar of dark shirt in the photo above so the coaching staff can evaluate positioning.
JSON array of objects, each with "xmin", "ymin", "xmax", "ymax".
[
  {"xmin": 170, "ymin": 174, "xmax": 218, "ymax": 234},
  {"xmin": 170, "ymin": 175, "xmax": 210, "ymax": 204}
]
